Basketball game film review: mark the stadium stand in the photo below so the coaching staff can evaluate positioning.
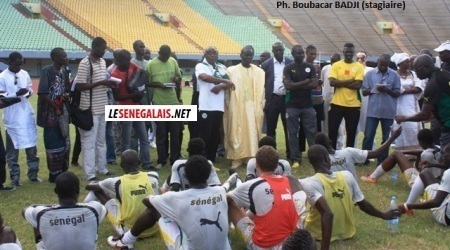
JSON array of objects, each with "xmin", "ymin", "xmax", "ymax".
[
  {"xmin": 184, "ymin": 0, "xmax": 285, "ymax": 55},
  {"xmin": 207, "ymin": 0, "xmax": 450, "ymax": 56},
  {"xmin": 0, "ymin": 0, "xmax": 84, "ymax": 51},
  {"xmin": 147, "ymin": 0, "xmax": 242, "ymax": 54},
  {"xmin": 45, "ymin": 0, "xmax": 201, "ymax": 54}
]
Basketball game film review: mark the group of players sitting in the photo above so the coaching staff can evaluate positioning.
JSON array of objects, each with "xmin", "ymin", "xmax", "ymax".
[{"xmin": 2, "ymin": 128, "xmax": 450, "ymax": 250}]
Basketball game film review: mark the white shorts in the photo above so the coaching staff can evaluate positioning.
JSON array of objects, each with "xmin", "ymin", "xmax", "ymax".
[
  {"xmin": 403, "ymin": 168, "xmax": 419, "ymax": 188},
  {"xmin": 236, "ymin": 217, "xmax": 284, "ymax": 250},
  {"xmin": 424, "ymin": 184, "xmax": 450, "ymax": 226},
  {"xmin": 105, "ymin": 199, "xmax": 125, "ymax": 235},
  {"xmin": 158, "ymin": 217, "xmax": 182, "ymax": 250}
]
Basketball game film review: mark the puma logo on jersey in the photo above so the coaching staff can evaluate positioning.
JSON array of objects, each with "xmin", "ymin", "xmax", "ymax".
[
  {"xmin": 331, "ymin": 157, "xmax": 346, "ymax": 166},
  {"xmin": 200, "ymin": 211, "xmax": 222, "ymax": 231},
  {"xmin": 281, "ymin": 188, "xmax": 292, "ymax": 201},
  {"xmin": 130, "ymin": 183, "xmax": 148, "ymax": 196},
  {"xmin": 332, "ymin": 189, "xmax": 345, "ymax": 198}
]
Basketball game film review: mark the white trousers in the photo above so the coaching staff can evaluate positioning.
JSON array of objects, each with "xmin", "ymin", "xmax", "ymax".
[{"xmin": 79, "ymin": 114, "xmax": 108, "ymax": 179}]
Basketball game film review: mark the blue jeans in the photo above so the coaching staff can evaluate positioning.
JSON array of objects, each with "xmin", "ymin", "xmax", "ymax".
[
  {"xmin": 286, "ymin": 108, "xmax": 317, "ymax": 162},
  {"xmin": 121, "ymin": 121, "xmax": 151, "ymax": 169},
  {"xmin": 5, "ymin": 130, "xmax": 39, "ymax": 183},
  {"xmin": 362, "ymin": 117, "xmax": 393, "ymax": 165},
  {"xmin": 105, "ymin": 121, "xmax": 116, "ymax": 162}
]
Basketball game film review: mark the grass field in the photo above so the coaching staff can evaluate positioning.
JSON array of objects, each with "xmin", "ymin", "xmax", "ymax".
[{"xmin": 1, "ymin": 86, "xmax": 449, "ymax": 250}]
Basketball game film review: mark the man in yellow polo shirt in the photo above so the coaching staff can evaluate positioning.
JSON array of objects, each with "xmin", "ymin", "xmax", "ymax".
[{"xmin": 328, "ymin": 43, "xmax": 365, "ymax": 149}]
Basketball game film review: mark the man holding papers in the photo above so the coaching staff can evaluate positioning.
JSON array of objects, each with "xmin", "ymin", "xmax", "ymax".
[{"xmin": 362, "ymin": 54, "xmax": 401, "ymax": 165}]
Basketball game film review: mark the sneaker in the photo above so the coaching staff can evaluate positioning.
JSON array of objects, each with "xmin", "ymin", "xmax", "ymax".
[
  {"xmin": 107, "ymin": 235, "xmax": 130, "ymax": 250},
  {"xmin": 360, "ymin": 175, "xmax": 377, "ymax": 183},
  {"xmin": 154, "ymin": 163, "xmax": 164, "ymax": 170},
  {"xmin": 104, "ymin": 172, "xmax": 115, "ymax": 177},
  {"xmin": 149, "ymin": 141, "xmax": 157, "ymax": 149},
  {"xmin": 292, "ymin": 161, "xmax": 300, "ymax": 169},
  {"xmin": 107, "ymin": 160, "xmax": 118, "ymax": 165},
  {"xmin": 12, "ymin": 181, "xmax": 22, "ymax": 187},
  {"xmin": 88, "ymin": 177, "xmax": 99, "ymax": 181},
  {"xmin": 0, "ymin": 185, "xmax": 15, "ymax": 191},
  {"xmin": 30, "ymin": 178, "xmax": 44, "ymax": 183},
  {"xmin": 225, "ymin": 173, "xmax": 239, "ymax": 189}
]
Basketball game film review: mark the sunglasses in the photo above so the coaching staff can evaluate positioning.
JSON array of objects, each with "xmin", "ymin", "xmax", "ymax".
[{"xmin": 357, "ymin": 57, "xmax": 366, "ymax": 60}]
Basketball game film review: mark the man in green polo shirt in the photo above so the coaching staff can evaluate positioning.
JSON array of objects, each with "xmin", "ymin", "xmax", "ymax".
[{"xmin": 146, "ymin": 45, "xmax": 182, "ymax": 169}]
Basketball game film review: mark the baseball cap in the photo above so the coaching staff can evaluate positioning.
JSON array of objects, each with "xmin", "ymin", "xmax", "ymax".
[{"xmin": 434, "ymin": 40, "xmax": 450, "ymax": 52}]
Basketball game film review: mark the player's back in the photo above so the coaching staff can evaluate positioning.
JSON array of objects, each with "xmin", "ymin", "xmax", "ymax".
[
  {"xmin": 170, "ymin": 159, "xmax": 221, "ymax": 190},
  {"xmin": 25, "ymin": 202, "xmax": 105, "ymax": 250}
]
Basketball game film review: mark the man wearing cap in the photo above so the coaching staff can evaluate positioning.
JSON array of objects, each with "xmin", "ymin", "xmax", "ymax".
[
  {"xmin": 435, "ymin": 41, "xmax": 450, "ymax": 72},
  {"xmin": 396, "ymin": 54, "xmax": 450, "ymax": 149}
]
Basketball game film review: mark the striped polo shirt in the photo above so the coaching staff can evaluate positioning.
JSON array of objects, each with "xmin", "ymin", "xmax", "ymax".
[{"xmin": 77, "ymin": 56, "xmax": 109, "ymax": 115}]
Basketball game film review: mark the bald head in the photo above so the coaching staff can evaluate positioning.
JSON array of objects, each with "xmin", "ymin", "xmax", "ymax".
[
  {"xmin": 121, "ymin": 149, "xmax": 140, "ymax": 172},
  {"xmin": 314, "ymin": 132, "xmax": 332, "ymax": 151},
  {"xmin": 419, "ymin": 48, "xmax": 433, "ymax": 57},
  {"xmin": 330, "ymin": 53, "xmax": 341, "ymax": 64},
  {"xmin": 259, "ymin": 51, "xmax": 271, "ymax": 64},
  {"xmin": 413, "ymin": 54, "xmax": 435, "ymax": 80}
]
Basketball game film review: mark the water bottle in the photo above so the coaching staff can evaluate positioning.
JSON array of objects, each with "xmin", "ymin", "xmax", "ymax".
[
  {"xmin": 391, "ymin": 172, "xmax": 399, "ymax": 183},
  {"xmin": 387, "ymin": 196, "xmax": 399, "ymax": 232}
]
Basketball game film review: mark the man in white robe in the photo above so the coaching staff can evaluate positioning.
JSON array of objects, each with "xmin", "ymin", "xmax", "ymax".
[
  {"xmin": 224, "ymin": 46, "xmax": 265, "ymax": 169},
  {"xmin": 0, "ymin": 52, "xmax": 40, "ymax": 187}
]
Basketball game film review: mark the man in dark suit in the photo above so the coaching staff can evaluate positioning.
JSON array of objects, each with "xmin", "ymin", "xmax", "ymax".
[{"xmin": 261, "ymin": 42, "xmax": 292, "ymax": 158}]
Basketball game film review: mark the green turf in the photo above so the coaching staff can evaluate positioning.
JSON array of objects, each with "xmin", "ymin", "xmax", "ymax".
[{"xmin": 0, "ymin": 87, "xmax": 449, "ymax": 250}]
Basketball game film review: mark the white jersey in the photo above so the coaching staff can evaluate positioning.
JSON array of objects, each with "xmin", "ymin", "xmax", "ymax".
[
  {"xmin": 99, "ymin": 171, "xmax": 159, "ymax": 199},
  {"xmin": 330, "ymin": 148, "xmax": 368, "ymax": 179},
  {"xmin": 246, "ymin": 158, "xmax": 291, "ymax": 178},
  {"xmin": 437, "ymin": 169, "xmax": 450, "ymax": 222},
  {"xmin": 149, "ymin": 186, "xmax": 231, "ymax": 250},
  {"xmin": 169, "ymin": 159, "xmax": 221, "ymax": 190},
  {"xmin": 300, "ymin": 171, "xmax": 364, "ymax": 207},
  {"xmin": 24, "ymin": 201, "xmax": 106, "ymax": 250},
  {"xmin": 421, "ymin": 147, "xmax": 442, "ymax": 178}
]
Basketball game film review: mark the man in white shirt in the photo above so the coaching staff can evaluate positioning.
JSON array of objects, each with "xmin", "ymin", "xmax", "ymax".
[
  {"xmin": 398, "ymin": 143, "xmax": 450, "ymax": 226},
  {"xmin": 246, "ymin": 136, "xmax": 291, "ymax": 181},
  {"xmin": 23, "ymin": 171, "xmax": 106, "ymax": 250},
  {"xmin": 355, "ymin": 51, "xmax": 374, "ymax": 148},
  {"xmin": 261, "ymin": 42, "xmax": 293, "ymax": 159},
  {"xmin": 314, "ymin": 127, "xmax": 401, "ymax": 179},
  {"xmin": 169, "ymin": 138, "xmax": 221, "ymax": 191},
  {"xmin": 0, "ymin": 52, "xmax": 40, "ymax": 187},
  {"xmin": 108, "ymin": 155, "xmax": 231, "ymax": 250},
  {"xmin": 321, "ymin": 53, "xmax": 341, "ymax": 139},
  {"xmin": 196, "ymin": 46, "xmax": 234, "ymax": 163}
]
